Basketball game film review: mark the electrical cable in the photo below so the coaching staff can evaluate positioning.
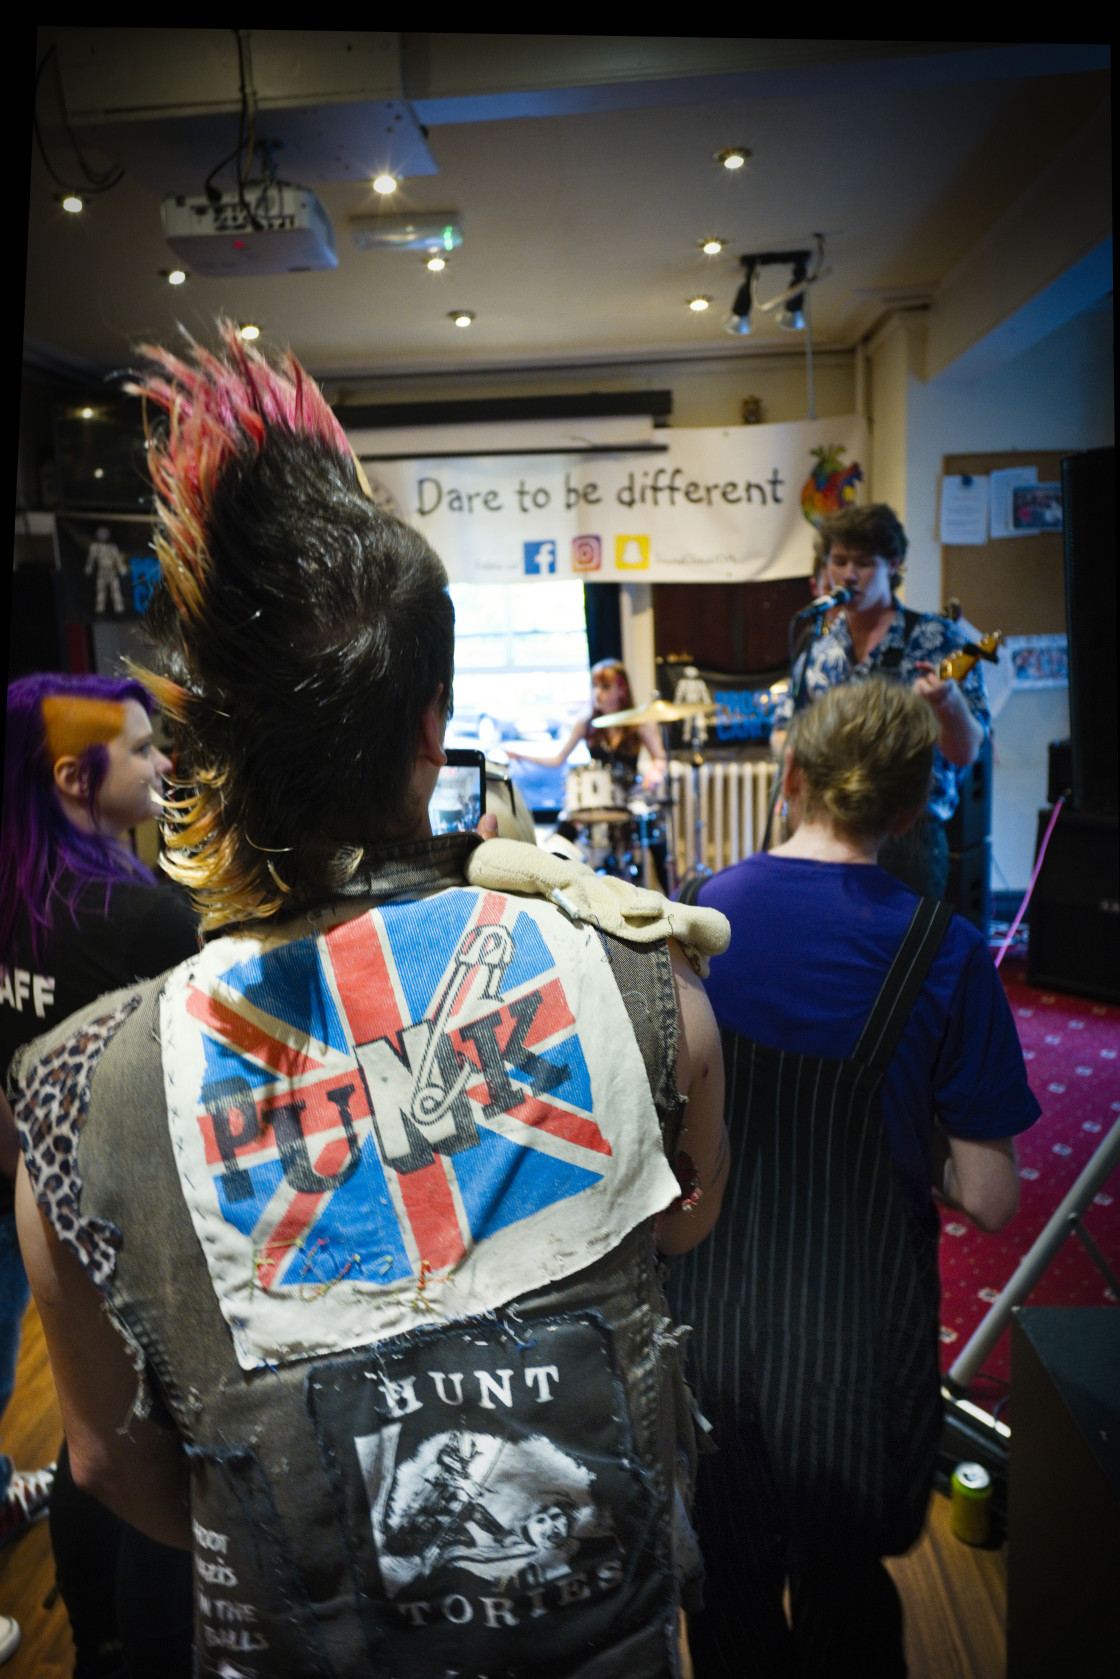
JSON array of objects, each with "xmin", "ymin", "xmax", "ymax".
[
  {"xmin": 200, "ymin": 32, "xmax": 263, "ymax": 226},
  {"xmin": 993, "ymin": 795, "xmax": 1065, "ymax": 969},
  {"xmin": 32, "ymin": 46, "xmax": 125, "ymax": 197},
  {"xmin": 232, "ymin": 29, "xmax": 261, "ymax": 230},
  {"xmin": 204, "ymin": 142, "xmax": 243, "ymax": 202}
]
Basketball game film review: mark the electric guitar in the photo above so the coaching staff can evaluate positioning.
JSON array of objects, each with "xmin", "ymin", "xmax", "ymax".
[{"xmin": 938, "ymin": 630, "xmax": 1003, "ymax": 682}]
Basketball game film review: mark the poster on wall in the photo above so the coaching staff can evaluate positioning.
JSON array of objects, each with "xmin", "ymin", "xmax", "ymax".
[
  {"xmin": 54, "ymin": 514, "xmax": 159, "ymax": 624},
  {"xmin": 1004, "ymin": 634, "xmax": 1069, "ymax": 690},
  {"xmin": 347, "ymin": 418, "xmax": 868, "ymax": 585}
]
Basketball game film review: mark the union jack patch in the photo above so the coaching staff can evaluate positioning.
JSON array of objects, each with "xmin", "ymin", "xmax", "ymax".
[{"xmin": 160, "ymin": 887, "xmax": 675, "ymax": 1369}]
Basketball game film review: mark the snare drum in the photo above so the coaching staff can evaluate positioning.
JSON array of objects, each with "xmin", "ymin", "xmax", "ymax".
[{"xmin": 565, "ymin": 765, "xmax": 618, "ymax": 814}]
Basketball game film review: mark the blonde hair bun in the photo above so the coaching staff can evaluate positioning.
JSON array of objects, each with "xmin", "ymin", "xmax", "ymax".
[{"xmin": 787, "ymin": 680, "xmax": 937, "ymax": 840}]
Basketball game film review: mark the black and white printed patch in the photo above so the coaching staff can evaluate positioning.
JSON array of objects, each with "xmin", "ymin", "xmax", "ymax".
[{"xmin": 308, "ymin": 1312, "xmax": 666, "ymax": 1676}]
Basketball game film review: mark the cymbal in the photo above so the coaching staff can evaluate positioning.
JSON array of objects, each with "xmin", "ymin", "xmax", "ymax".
[
  {"xmin": 567, "ymin": 807, "xmax": 632, "ymax": 823},
  {"xmin": 594, "ymin": 697, "xmax": 719, "ymax": 727}
]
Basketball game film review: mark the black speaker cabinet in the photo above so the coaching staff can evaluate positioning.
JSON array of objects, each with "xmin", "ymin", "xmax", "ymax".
[
  {"xmin": 1047, "ymin": 739, "xmax": 1072, "ymax": 806},
  {"xmin": 946, "ymin": 735, "xmax": 993, "ymax": 854},
  {"xmin": 947, "ymin": 840, "xmax": 990, "ymax": 937},
  {"xmin": 1062, "ymin": 447, "xmax": 1117, "ymax": 818},
  {"xmin": 1027, "ymin": 809, "xmax": 1120, "ymax": 1002},
  {"xmin": 1007, "ymin": 1309, "xmax": 1119, "ymax": 1679}
]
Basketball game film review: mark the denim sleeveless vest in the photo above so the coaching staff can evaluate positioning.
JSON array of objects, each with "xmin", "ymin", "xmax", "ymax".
[{"xmin": 26, "ymin": 836, "xmax": 694, "ymax": 1679}]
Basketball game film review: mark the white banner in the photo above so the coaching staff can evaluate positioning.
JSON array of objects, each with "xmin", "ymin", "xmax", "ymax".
[{"xmin": 347, "ymin": 416, "xmax": 868, "ymax": 584}]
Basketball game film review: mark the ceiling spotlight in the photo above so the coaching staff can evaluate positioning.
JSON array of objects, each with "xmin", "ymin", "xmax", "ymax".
[
  {"xmin": 427, "ymin": 256, "xmax": 446, "ymax": 272},
  {"xmin": 167, "ymin": 269, "xmax": 187, "ymax": 286},
  {"xmin": 373, "ymin": 174, "xmax": 398, "ymax": 195},
  {"xmin": 78, "ymin": 406, "xmax": 95, "ymax": 419},
  {"xmin": 777, "ymin": 254, "xmax": 810, "ymax": 331},
  {"xmin": 700, "ymin": 238, "xmax": 725, "ymax": 255},
  {"xmin": 239, "ymin": 323, "xmax": 261, "ymax": 341},
  {"xmin": 723, "ymin": 258, "xmax": 757, "ymax": 336},
  {"xmin": 715, "ymin": 148, "xmax": 751, "ymax": 171},
  {"xmin": 450, "ymin": 311, "xmax": 474, "ymax": 328},
  {"xmin": 61, "ymin": 194, "xmax": 84, "ymax": 213},
  {"xmin": 727, "ymin": 240, "xmax": 826, "ymax": 334},
  {"xmin": 688, "ymin": 296, "xmax": 712, "ymax": 312}
]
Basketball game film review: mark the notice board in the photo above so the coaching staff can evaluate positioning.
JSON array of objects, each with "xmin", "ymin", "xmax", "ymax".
[{"xmin": 941, "ymin": 451, "xmax": 1069, "ymax": 635}]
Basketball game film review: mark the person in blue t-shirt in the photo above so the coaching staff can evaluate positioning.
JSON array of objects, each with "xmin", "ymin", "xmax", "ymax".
[{"xmin": 670, "ymin": 678, "xmax": 1039, "ymax": 1679}]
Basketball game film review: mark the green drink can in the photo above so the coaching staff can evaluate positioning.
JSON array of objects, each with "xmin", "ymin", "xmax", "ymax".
[{"xmin": 950, "ymin": 1461, "xmax": 991, "ymax": 1545}]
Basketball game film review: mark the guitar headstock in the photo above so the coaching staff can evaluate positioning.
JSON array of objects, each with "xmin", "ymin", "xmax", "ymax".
[{"xmin": 938, "ymin": 630, "xmax": 1004, "ymax": 683}]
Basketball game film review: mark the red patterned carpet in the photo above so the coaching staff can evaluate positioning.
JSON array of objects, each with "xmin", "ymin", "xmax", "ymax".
[{"xmin": 937, "ymin": 956, "xmax": 1120, "ymax": 1421}]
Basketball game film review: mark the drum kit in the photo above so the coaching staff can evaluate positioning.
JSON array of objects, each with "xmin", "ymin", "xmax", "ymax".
[{"xmin": 560, "ymin": 695, "xmax": 719, "ymax": 893}]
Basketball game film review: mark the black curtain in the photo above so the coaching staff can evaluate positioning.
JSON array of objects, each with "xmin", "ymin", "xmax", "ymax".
[{"xmin": 583, "ymin": 583, "xmax": 621, "ymax": 668}]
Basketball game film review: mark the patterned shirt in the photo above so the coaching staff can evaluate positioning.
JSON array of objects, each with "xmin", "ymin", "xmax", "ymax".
[{"xmin": 770, "ymin": 605, "xmax": 990, "ymax": 821}]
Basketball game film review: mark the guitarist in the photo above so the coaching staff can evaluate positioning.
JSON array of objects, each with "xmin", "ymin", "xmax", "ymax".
[{"xmin": 770, "ymin": 503, "xmax": 990, "ymax": 897}]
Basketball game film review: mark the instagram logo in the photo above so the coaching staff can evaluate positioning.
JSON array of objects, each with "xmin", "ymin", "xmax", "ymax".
[{"xmin": 571, "ymin": 535, "xmax": 602, "ymax": 572}]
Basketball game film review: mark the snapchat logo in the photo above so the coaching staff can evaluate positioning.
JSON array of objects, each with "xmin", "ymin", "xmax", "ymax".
[{"xmin": 615, "ymin": 535, "xmax": 650, "ymax": 570}]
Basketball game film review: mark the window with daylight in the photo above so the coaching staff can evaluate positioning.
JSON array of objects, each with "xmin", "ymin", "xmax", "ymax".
[{"xmin": 447, "ymin": 581, "xmax": 591, "ymax": 811}]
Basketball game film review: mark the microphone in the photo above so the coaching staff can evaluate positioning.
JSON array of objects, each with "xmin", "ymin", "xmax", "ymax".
[{"xmin": 795, "ymin": 585, "xmax": 851, "ymax": 619}]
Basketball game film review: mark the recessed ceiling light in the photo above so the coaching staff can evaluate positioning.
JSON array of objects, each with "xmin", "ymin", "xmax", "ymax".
[
  {"xmin": 715, "ymin": 148, "xmax": 751, "ymax": 171},
  {"xmin": 239, "ymin": 323, "xmax": 261, "ymax": 341},
  {"xmin": 78, "ymin": 407, "xmax": 94, "ymax": 419},
  {"xmin": 167, "ymin": 269, "xmax": 187, "ymax": 286},
  {"xmin": 700, "ymin": 238, "xmax": 725, "ymax": 255},
  {"xmin": 62, "ymin": 194, "xmax": 83, "ymax": 213},
  {"xmin": 427, "ymin": 256, "xmax": 446, "ymax": 272},
  {"xmin": 450, "ymin": 311, "xmax": 474, "ymax": 328},
  {"xmin": 373, "ymin": 174, "xmax": 398, "ymax": 195},
  {"xmin": 688, "ymin": 296, "xmax": 712, "ymax": 312},
  {"xmin": 93, "ymin": 468, "xmax": 105, "ymax": 479}
]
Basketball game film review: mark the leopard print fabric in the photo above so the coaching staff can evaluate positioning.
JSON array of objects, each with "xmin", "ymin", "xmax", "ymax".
[{"xmin": 15, "ymin": 995, "xmax": 141, "ymax": 1290}]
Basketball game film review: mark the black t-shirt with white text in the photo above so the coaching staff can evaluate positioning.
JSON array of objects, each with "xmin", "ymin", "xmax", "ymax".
[{"xmin": 1, "ymin": 878, "xmax": 199, "ymax": 1211}]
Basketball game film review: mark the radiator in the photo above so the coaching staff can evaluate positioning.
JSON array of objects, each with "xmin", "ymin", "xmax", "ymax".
[{"xmin": 668, "ymin": 758, "xmax": 778, "ymax": 877}]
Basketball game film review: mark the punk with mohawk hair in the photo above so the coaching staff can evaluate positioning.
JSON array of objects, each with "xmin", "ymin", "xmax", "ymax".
[
  {"xmin": 129, "ymin": 320, "xmax": 454, "ymax": 929},
  {"xmin": 14, "ymin": 324, "xmax": 730, "ymax": 1679}
]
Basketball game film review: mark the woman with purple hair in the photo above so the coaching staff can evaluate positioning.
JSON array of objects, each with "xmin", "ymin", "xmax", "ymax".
[{"xmin": 1, "ymin": 671, "xmax": 197, "ymax": 1676}]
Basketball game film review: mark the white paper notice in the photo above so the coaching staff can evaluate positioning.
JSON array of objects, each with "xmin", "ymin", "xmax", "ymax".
[
  {"xmin": 990, "ymin": 466, "xmax": 1038, "ymax": 539},
  {"xmin": 940, "ymin": 475, "xmax": 989, "ymax": 545}
]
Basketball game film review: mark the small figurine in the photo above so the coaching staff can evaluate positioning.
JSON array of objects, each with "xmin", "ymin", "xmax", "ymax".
[{"xmin": 84, "ymin": 526, "xmax": 129, "ymax": 615}]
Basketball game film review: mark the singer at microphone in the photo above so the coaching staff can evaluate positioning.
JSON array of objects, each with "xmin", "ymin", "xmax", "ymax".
[{"xmin": 770, "ymin": 504, "xmax": 992, "ymax": 899}]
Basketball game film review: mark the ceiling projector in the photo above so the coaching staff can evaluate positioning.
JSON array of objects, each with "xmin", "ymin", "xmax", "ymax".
[{"xmin": 161, "ymin": 185, "xmax": 337, "ymax": 277}]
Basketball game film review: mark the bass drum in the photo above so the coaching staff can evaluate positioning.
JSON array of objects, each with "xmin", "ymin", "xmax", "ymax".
[{"xmin": 485, "ymin": 761, "xmax": 537, "ymax": 844}]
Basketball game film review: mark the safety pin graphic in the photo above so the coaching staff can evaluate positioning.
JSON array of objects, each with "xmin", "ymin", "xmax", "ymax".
[{"xmin": 409, "ymin": 923, "xmax": 514, "ymax": 1127}]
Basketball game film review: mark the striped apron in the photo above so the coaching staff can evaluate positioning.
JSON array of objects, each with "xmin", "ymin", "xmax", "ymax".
[{"xmin": 669, "ymin": 897, "xmax": 953, "ymax": 1667}]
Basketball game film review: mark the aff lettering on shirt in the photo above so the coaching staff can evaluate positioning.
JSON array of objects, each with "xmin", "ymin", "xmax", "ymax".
[
  {"xmin": 0, "ymin": 965, "xmax": 55, "ymax": 1017},
  {"xmin": 160, "ymin": 887, "xmax": 676, "ymax": 1370}
]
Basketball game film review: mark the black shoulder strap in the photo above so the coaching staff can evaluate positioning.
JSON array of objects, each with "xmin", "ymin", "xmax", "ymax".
[
  {"xmin": 675, "ymin": 872, "xmax": 710, "ymax": 907},
  {"xmin": 877, "ymin": 607, "xmax": 925, "ymax": 672},
  {"xmin": 850, "ymin": 896, "xmax": 954, "ymax": 1076}
]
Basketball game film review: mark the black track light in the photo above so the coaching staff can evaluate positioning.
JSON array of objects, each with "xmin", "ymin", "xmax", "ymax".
[{"xmin": 724, "ymin": 258, "xmax": 757, "ymax": 336}]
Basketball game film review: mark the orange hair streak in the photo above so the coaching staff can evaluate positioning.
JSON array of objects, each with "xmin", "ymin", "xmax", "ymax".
[{"xmin": 41, "ymin": 695, "xmax": 125, "ymax": 764}]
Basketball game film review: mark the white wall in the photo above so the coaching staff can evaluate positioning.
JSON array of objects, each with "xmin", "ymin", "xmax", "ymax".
[{"xmin": 868, "ymin": 297, "xmax": 1114, "ymax": 890}]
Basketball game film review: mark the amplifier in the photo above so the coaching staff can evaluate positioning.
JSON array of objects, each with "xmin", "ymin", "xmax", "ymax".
[
  {"xmin": 1048, "ymin": 739, "xmax": 1073, "ymax": 807},
  {"xmin": 1027, "ymin": 810, "xmax": 1120, "ymax": 1003}
]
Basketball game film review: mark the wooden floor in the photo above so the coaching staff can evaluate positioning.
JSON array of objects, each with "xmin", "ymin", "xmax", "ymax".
[
  {"xmin": 0, "ymin": 1301, "xmax": 1009, "ymax": 1677},
  {"xmin": 0, "ymin": 1303, "xmax": 72, "ymax": 1676}
]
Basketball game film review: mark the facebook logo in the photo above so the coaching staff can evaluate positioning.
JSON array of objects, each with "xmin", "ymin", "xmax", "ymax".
[{"xmin": 523, "ymin": 540, "xmax": 557, "ymax": 576}]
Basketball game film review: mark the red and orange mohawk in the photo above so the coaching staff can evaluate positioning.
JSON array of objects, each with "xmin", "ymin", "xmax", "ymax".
[
  {"xmin": 126, "ymin": 321, "xmax": 453, "ymax": 929},
  {"xmin": 129, "ymin": 319, "xmax": 353, "ymax": 632}
]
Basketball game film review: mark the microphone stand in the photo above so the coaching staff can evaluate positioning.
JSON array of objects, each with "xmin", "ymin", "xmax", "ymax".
[
  {"xmin": 761, "ymin": 596, "xmax": 837, "ymax": 850},
  {"xmin": 690, "ymin": 724, "xmax": 710, "ymax": 880}
]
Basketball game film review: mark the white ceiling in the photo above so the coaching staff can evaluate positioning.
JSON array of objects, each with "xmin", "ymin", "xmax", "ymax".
[{"xmin": 23, "ymin": 32, "xmax": 1112, "ymax": 385}]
